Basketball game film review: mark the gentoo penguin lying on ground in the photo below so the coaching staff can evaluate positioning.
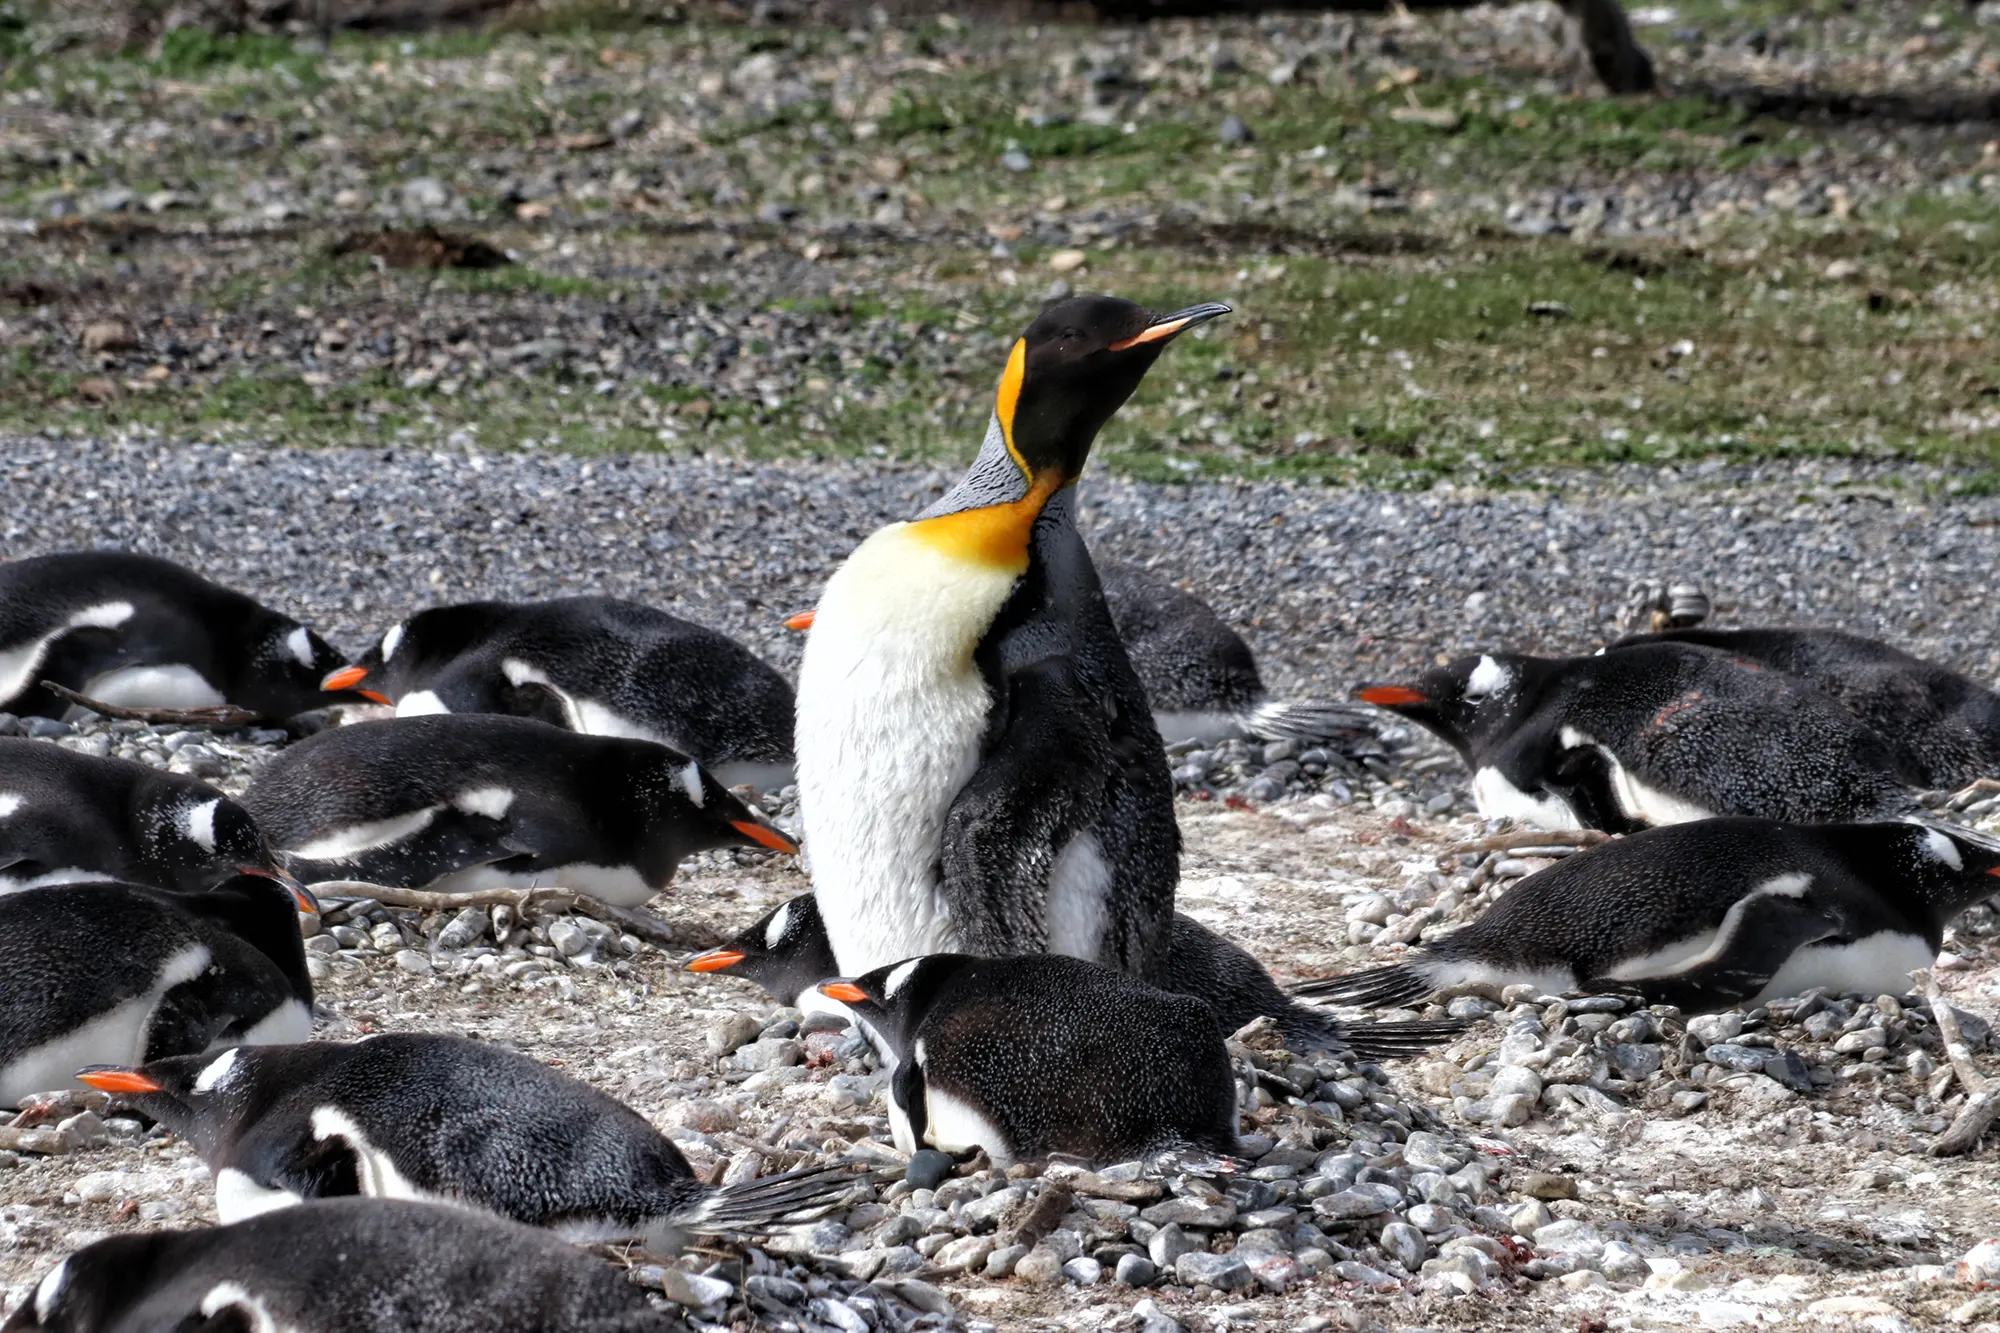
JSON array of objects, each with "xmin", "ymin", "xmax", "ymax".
[
  {"xmin": 4, "ymin": 1198, "xmax": 672, "ymax": 1333},
  {"xmin": 1612, "ymin": 626, "xmax": 2000, "ymax": 790},
  {"xmin": 321, "ymin": 596, "xmax": 795, "ymax": 789},
  {"xmin": 818, "ymin": 953, "xmax": 1240, "ymax": 1168},
  {"xmin": 688, "ymin": 893, "xmax": 1459, "ymax": 1060},
  {"xmin": 1355, "ymin": 644, "xmax": 1914, "ymax": 831},
  {"xmin": 1297, "ymin": 818, "xmax": 2000, "ymax": 1014},
  {"xmin": 794, "ymin": 294, "xmax": 1228, "ymax": 977},
  {"xmin": 241, "ymin": 714, "xmax": 794, "ymax": 904},
  {"xmin": 0, "ymin": 550, "xmax": 368, "ymax": 720},
  {"xmin": 0, "ymin": 738, "xmax": 282, "ymax": 894},
  {"xmin": 0, "ymin": 874, "xmax": 315, "ymax": 1106},
  {"xmin": 76, "ymin": 1033, "xmax": 853, "ymax": 1239}
]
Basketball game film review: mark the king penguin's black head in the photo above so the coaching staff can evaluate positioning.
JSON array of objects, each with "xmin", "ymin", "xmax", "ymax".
[{"xmin": 999, "ymin": 295, "xmax": 1232, "ymax": 487}]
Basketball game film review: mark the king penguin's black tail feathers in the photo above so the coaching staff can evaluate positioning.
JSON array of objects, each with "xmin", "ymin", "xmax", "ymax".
[
  {"xmin": 1290, "ymin": 963, "xmax": 1435, "ymax": 1009},
  {"xmin": 1242, "ymin": 700, "xmax": 1378, "ymax": 744},
  {"xmin": 679, "ymin": 1164, "xmax": 862, "ymax": 1233}
]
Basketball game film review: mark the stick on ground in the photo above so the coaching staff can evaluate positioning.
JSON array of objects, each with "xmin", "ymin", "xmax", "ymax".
[
  {"xmin": 40, "ymin": 680, "xmax": 263, "ymax": 729},
  {"xmin": 1916, "ymin": 968, "xmax": 2000, "ymax": 1157},
  {"xmin": 304, "ymin": 880, "xmax": 679, "ymax": 948}
]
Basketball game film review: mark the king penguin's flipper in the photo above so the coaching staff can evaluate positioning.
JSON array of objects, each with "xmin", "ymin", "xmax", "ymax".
[
  {"xmin": 942, "ymin": 656, "xmax": 1110, "ymax": 957},
  {"xmin": 1580, "ymin": 892, "xmax": 1849, "ymax": 1013}
]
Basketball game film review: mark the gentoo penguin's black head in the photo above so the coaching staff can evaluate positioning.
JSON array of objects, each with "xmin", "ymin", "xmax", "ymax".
[
  {"xmin": 73, "ymin": 1048, "xmax": 232, "ymax": 1148},
  {"xmin": 818, "ymin": 954, "xmax": 973, "ymax": 1056},
  {"xmin": 3, "ymin": 1229, "xmax": 179, "ymax": 1332},
  {"xmin": 1893, "ymin": 820, "xmax": 2000, "ymax": 909},
  {"xmin": 236, "ymin": 615, "xmax": 373, "ymax": 715},
  {"xmin": 683, "ymin": 893, "xmax": 836, "ymax": 1006},
  {"xmin": 1003, "ymin": 295, "xmax": 1232, "ymax": 486},
  {"xmin": 139, "ymin": 788, "xmax": 284, "ymax": 893},
  {"xmin": 319, "ymin": 604, "xmax": 494, "ymax": 704},
  {"xmin": 1354, "ymin": 652, "xmax": 1544, "ymax": 761}
]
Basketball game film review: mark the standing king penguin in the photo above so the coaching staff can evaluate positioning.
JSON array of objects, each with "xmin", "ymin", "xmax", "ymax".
[{"xmin": 794, "ymin": 295, "xmax": 1229, "ymax": 977}]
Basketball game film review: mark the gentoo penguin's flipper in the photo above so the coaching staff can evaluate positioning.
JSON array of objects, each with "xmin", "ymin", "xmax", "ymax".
[
  {"xmin": 674, "ymin": 1164, "xmax": 861, "ymax": 1233},
  {"xmin": 1291, "ymin": 964, "xmax": 1436, "ymax": 1009},
  {"xmin": 1580, "ymin": 893, "xmax": 1850, "ymax": 1013},
  {"xmin": 282, "ymin": 807, "xmax": 523, "ymax": 890},
  {"xmin": 1242, "ymin": 701, "xmax": 1377, "ymax": 744},
  {"xmin": 1328, "ymin": 1019, "xmax": 1469, "ymax": 1062},
  {"xmin": 941, "ymin": 657, "xmax": 1110, "ymax": 957}
]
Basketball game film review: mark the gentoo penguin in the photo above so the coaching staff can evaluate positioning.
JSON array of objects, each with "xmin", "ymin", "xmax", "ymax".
[
  {"xmin": 74, "ymin": 1033, "xmax": 853, "ymax": 1238},
  {"xmin": 818, "ymin": 953, "xmax": 1239, "ymax": 1167},
  {"xmin": 1354, "ymin": 643, "xmax": 1914, "ymax": 831},
  {"xmin": 3, "ymin": 1198, "xmax": 672, "ymax": 1333},
  {"xmin": 1296, "ymin": 817, "xmax": 2000, "ymax": 1014},
  {"xmin": 0, "ymin": 875, "xmax": 315, "ymax": 1106},
  {"xmin": 1096, "ymin": 558, "xmax": 1373, "ymax": 745},
  {"xmin": 0, "ymin": 738, "xmax": 281, "ymax": 894},
  {"xmin": 1612, "ymin": 626, "xmax": 2000, "ymax": 790},
  {"xmin": 241, "ymin": 714, "xmax": 794, "ymax": 905},
  {"xmin": 322, "ymin": 596, "xmax": 795, "ymax": 789},
  {"xmin": 0, "ymin": 550, "xmax": 367, "ymax": 720},
  {"xmin": 794, "ymin": 295, "xmax": 1228, "ymax": 977},
  {"xmin": 691, "ymin": 893, "xmax": 1460, "ymax": 1060}
]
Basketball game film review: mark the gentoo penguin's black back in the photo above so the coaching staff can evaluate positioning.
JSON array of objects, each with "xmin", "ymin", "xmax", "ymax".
[
  {"xmin": 338, "ymin": 596, "xmax": 795, "ymax": 776},
  {"xmin": 0, "ymin": 550, "xmax": 363, "ymax": 720},
  {"xmin": 4, "ymin": 1199, "xmax": 671, "ymax": 1333},
  {"xmin": 1358, "ymin": 645, "xmax": 1915, "ymax": 829},
  {"xmin": 697, "ymin": 893, "xmax": 1456, "ymax": 1062},
  {"xmin": 84, "ymin": 1035, "xmax": 853, "ymax": 1235},
  {"xmin": 1613, "ymin": 626, "xmax": 2000, "ymax": 789},
  {"xmin": 1300, "ymin": 818, "xmax": 2000, "ymax": 1014},
  {"xmin": 828, "ymin": 952, "xmax": 1238, "ymax": 1167},
  {"xmin": 0, "ymin": 877, "xmax": 313, "ymax": 1105},
  {"xmin": 241, "ymin": 714, "xmax": 793, "ymax": 900},
  {"xmin": 1097, "ymin": 559, "xmax": 1264, "ymax": 714},
  {"xmin": 0, "ymin": 739, "xmax": 275, "ymax": 894}
]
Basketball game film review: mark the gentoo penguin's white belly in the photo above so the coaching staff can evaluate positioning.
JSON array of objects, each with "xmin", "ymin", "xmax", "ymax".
[
  {"xmin": 82, "ymin": 665, "xmax": 226, "ymax": 710},
  {"xmin": 1151, "ymin": 710, "xmax": 1248, "ymax": 746},
  {"xmin": 426, "ymin": 860, "xmax": 655, "ymax": 907},
  {"xmin": 1470, "ymin": 767, "xmax": 1583, "ymax": 831},
  {"xmin": 0, "ymin": 868, "xmax": 103, "ymax": 895},
  {"xmin": 795, "ymin": 521, "xmax": 1025, "ymax": 975},
  {"xmin": 0, "ymin": 942, "xmax": 210, "ymax": 1107},
  {"xmin": 1559, "ymin": 727, "xmax": 1713, "ymax": 826},
  {"xmin": 1755, "ymin": 932, "xmax": 1934, "ymax": 1004},
  {"xmin": 0, "ymin": 602, "xmax": 134, "ymax": 706}
]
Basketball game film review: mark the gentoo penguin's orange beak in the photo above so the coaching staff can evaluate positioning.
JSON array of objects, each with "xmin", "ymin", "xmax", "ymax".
[
  {"xmin": 818, "ymin": 981, "xmax": 869, "ymax": 1004},
  {"xmin": 321, "ymin": 664, "xmax": 369, "ymax": 691},
  {"xmin": 783, "ymin": 610, "xmax": 816, "ymax": 632},
  {"xmin": 730, "ymin": 820, "xmax": 799, "ymax": 854},
  {"xmin": 684, "ymin": 948, "xmax": 746, "ymax": 972},
  {"xmin": 1986, "ymin": 866, "xmax": 2000, "ymax": 878},
  {"xmin": 75, "ymin": 1067, "xmax": 163, "ymax": 1095},
  {"xmin": 237, "ymin": 868, "xmax": 321, "ymax": 915},
  {"xmin": 1354, "ymin": 685, "xmax": 1430, "ymax": 707}
]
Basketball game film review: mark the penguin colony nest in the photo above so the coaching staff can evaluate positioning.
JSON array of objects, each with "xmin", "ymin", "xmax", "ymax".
[{"xmin": 7, "ymin": 711, "xmax": 2000, "ymax": 1331}]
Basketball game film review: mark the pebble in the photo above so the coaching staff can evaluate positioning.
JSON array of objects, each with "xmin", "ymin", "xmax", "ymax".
[
  {"xmin": 905, "ymin": 1148, "xmax": 955, "ymax": 1190},
  {"xmin": 1957, "ymin": 1238, "xmax": 2000, "ymax": 1284},
  {"xmin": 392, "ymin": 950, "xmax": 433, "ymax": 976},
  {"xmin": 1175, "ymin": 1251, "xmax": 1253, "ymax": 1291},
  {"xmin": 658, "ymin": 1269, "xmax": 734, "ymax": 1309}
]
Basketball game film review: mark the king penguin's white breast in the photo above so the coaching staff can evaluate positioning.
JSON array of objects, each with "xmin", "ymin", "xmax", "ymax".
[{"xmin": 794, "ymin": 521, "xmax": 1023, "ymax": 974}]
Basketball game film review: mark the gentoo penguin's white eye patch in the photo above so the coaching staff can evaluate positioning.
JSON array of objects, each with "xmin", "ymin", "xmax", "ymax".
[
  {"xmin": 34, "ymin": 1259, "xmax": 69, "ymax": 1321},
  {"xmin": 883, "ymin": 959, "xmax": 921, "ymax": 998},
  {"xmin": 453, "ymin": 787, "xmax": 515, "ymax": 820},
  {"xmin": 1465, "ymin": 655, "xmax": 1510, "ymax": 700},
  {"xmin": 0, "ymin": 793, "xmax": 21, "ymax": 819},
  {"xmin": 680, "ymin": 762, "xmax": 705, "ymax": 807},
  {"xmin": 283, "ymin": 626, "xmax": 314, "ymax": 669},
  {"xmin": 200, "ymin": 1280, "xmax": 283, "ymax": 1332},
  {"xmin": 183, "ymin": 798, "xmax": 220, "ymax": 853},
  {"xmin": 72, "ymin": 601, "xmax": 135, "ymax": 631},
  {"xmin": 1924, "ymin": 827, "xmax": 1964, "ymax": 870},
  {"xmin": 381, "ymin": 622, "xmax": 405, "ymax": 662},
  {"xmin": 766, "ymin": 903, "xmax": 792, "ymax": 950},
  {"xmin": 195, "ymin": 1047, "xmax": 241, "ymax": 1093}
]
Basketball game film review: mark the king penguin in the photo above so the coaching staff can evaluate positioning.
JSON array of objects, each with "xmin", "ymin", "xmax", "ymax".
[
  {"xmin": 5, "ymin": 1199, "xmax": 672, "ymax": 1333},
  {"xmin": 793, "ymin": 295, "xmax": 1228, "ymax": 977}
]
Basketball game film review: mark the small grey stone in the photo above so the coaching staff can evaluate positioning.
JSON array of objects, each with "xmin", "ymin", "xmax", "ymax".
[
  {"xmin": 1311, "ymin": 1189, "xmax": 1391, "ymax": 1221},
  {"xmin": 402, "ymin": 177, "xmax": 450, "ymax": 211},
  {"xmin": 931, "ymin": 1234, "xmax": 995, "ymax": 1272},
  {"xmin": 1000, "ymin": 148, "xmax": 1032, "ymax": 173},
  {"xmin": 1705, "ymin": 1043, "xmax": 1771, "ymax": 1072},
  {"xmin": 392, "ymin": 949, "xmax": 433, "ymax": 976},
  {"xmin": 985, "ymin": 1242, "xmax": 1030, "ymax": 1277},
  {"xmin": 1611, "ymin": 1043, "xmax": 1663, "ymax": 1081},
  {"xmin": 1141, "ymin": 1197, "xmax": 1236, "ymax": 1228},
  {"xmin": 437, "ymin": 907, "xmax": 489, "ymax": 951},
  {"xmin": 658, "ymin": 1269, "xmax": 734, "ymax": 1309},
  {"xmin": 1174, "ymin": 1251, "xmax": 1253, "ymax": 1290},
  {"xmin": 1219, "ymin": 115, "xmax": 1252, "ymax": 144},
  {"xmin": 1686, "ymin": 1013, "xmax": 1743, "ymax": 1046},
  {"xmin": 1014, "ymin": 1243, "xmax": 1065, "ymax": 1284},
  {"xmin": 1115, "ymin": 1252, "xmax": 1157, "ymax": 1285},
  {"xmin": 1381, "ymin": 1220, "xmax": 1428, "ymax": 1271},
  {"xmin": 1062, "ymin": 1256, "xmax": 1103, "ymax": 1285},
  {"xmin": 1148, "ymin": 1222, "xmax": 1195, "ymax": 1268},
  {"xmin": 547, "ymin": 920, "xmax": 591, "ymax": 958},
  {"xmin": 905, "ymin": 1148, "xmax": 955, "ymax": 1190},
  {"xmin": 704, "ymin": 1014, "xmax": 762, "ymax": 1058},
  {"xmin": 1763, "ymin": 1048, "xmax": 1813, "ymax": 1091}
]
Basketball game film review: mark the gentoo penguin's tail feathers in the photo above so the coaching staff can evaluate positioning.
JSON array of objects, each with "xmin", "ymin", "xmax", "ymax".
[
  {"xmin": 1288, "ymin": 964, "xmax": 1435, "ymax": 1009},
  {"xmin": 1141, "ymin": 1139, "xmax": 1249, "ymax": 1179},
  {"xmin": 1334, "ymin": 1019, "xmax": 1469, "ymax": 1062},
  {"xmin": 676, "ymin": 1164, "xmax": 862, "ymax": 1232},
  {"xmin": 1241, "ymin": 700, "xmax": 1378, "ymax": 743}
]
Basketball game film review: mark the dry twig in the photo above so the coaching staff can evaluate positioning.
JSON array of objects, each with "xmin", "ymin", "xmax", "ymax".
[
  {"xmin": 40, "ymin": 679, "xmax": 262, "ymax": 729},
  {"xmin": 305, "ymin": 879, "xmax": 679, "ymax": 948},
  {"xmin": 1916, "ymin": 968, "xmax": 2000, "ymax": 1156}
]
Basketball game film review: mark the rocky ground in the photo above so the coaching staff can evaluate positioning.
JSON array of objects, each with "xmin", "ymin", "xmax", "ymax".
[{"xmin": 7, "ymin": 446, "xmax": 2000, "ymax": 1330}]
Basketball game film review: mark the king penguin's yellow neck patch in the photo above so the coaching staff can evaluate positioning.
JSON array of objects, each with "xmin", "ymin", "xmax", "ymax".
[
  {"xmin": 994, "ymin": 337, "xmax": 1029, "ymax": 474},
  {"xmin": 907, "ymin": 470, "xmax": 1062, "ymax": 569}
]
